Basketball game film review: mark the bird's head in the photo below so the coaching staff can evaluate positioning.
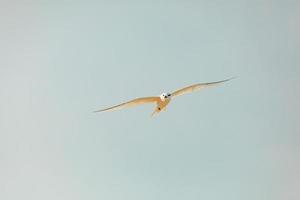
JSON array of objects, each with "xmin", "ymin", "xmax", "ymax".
[{"xmin": 160, "ymin": 93, "xmax": 171, "ymax": 101}]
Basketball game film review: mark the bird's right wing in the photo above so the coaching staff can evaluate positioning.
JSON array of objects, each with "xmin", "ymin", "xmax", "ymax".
[
  {"xmin": 171, "ymin": 78, "xmax": 234, "ymax": 98},
  {"xmin": 94, "ymin": 97, "xmax": 160, "ymax": 112}
]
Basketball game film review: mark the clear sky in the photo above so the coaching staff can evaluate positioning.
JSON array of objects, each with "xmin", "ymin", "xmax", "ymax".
[{"xmin": 1, "ymin": 1, "xmax": 300, "ymax": 200}]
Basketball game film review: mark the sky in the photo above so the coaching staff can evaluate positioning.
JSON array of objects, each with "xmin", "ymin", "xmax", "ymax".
[{"xmin": 1, "ymin": 1, "xmax": 300, "ymax": 200}]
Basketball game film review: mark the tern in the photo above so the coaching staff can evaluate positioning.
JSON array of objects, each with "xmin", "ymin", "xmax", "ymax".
[{"xmin": 95, "ymin": 78, "xmax": 234, "ymax": 116}]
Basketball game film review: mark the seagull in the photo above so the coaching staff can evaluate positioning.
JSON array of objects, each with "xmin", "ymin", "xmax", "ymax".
[{"xmin": 95, "ymin": 78, "xmax": 234, "ymax": 116}]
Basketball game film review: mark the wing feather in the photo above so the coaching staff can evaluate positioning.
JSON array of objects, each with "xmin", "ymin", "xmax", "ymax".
[
  {"xmin": 94, "ymin": 97, "xmax": 159, "ymax": 112},
  {"xmin": 172, "ymin": 78, "xmax": 234, "ymax": 98}
]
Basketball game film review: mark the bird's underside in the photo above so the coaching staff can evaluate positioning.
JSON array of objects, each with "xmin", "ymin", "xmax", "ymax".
[{"xmin": 94, "ymin": 77, "xmax": 234, "ymax": 116}]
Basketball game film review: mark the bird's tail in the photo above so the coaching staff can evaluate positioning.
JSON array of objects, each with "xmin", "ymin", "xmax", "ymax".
[
  {"xmin": 151, "ymin": 110, "xmax": 157, "ymax": 117},
  {"xmin": 151, "ymin": 108, "xmax": 160, "ymax": 117}
]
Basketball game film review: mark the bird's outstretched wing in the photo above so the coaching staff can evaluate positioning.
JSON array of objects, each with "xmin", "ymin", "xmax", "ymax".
[
  {"xmin": 171, "ymin": 77, "xmax": 234, "ymax": 98},
  {"xmin": 94, "ymin": 97, "xmax": 160, "ymax": 112}
]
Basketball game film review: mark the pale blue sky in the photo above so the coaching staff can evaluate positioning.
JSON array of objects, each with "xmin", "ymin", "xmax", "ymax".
[{"xmin": 1, "ymin": 1, "xmax": 300, "ymax": 200}]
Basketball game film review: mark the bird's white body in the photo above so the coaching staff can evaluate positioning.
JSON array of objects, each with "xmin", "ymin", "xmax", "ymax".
[{"xmin": 151, "ymin": 93, "xmax": 172, "ymax": 115}]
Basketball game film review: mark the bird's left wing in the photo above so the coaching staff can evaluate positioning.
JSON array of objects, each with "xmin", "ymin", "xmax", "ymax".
[
  {"xmin": 94, "ymin": 97, "xmax": 160, "ymax": 112},
  {"xmin": 171, "ymin": 78, "xmax": 234, "ymax": 98}
]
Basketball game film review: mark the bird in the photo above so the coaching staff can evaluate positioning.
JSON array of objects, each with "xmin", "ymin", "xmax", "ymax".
[{"xmin": 94, "ymin": 77, "xmax": 234, "ymax": 116}]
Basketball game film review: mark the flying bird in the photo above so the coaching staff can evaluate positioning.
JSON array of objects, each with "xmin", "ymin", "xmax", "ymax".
[{"xmin": 95, "ymin": 78, "xmax": 234, "ymax": 116}]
